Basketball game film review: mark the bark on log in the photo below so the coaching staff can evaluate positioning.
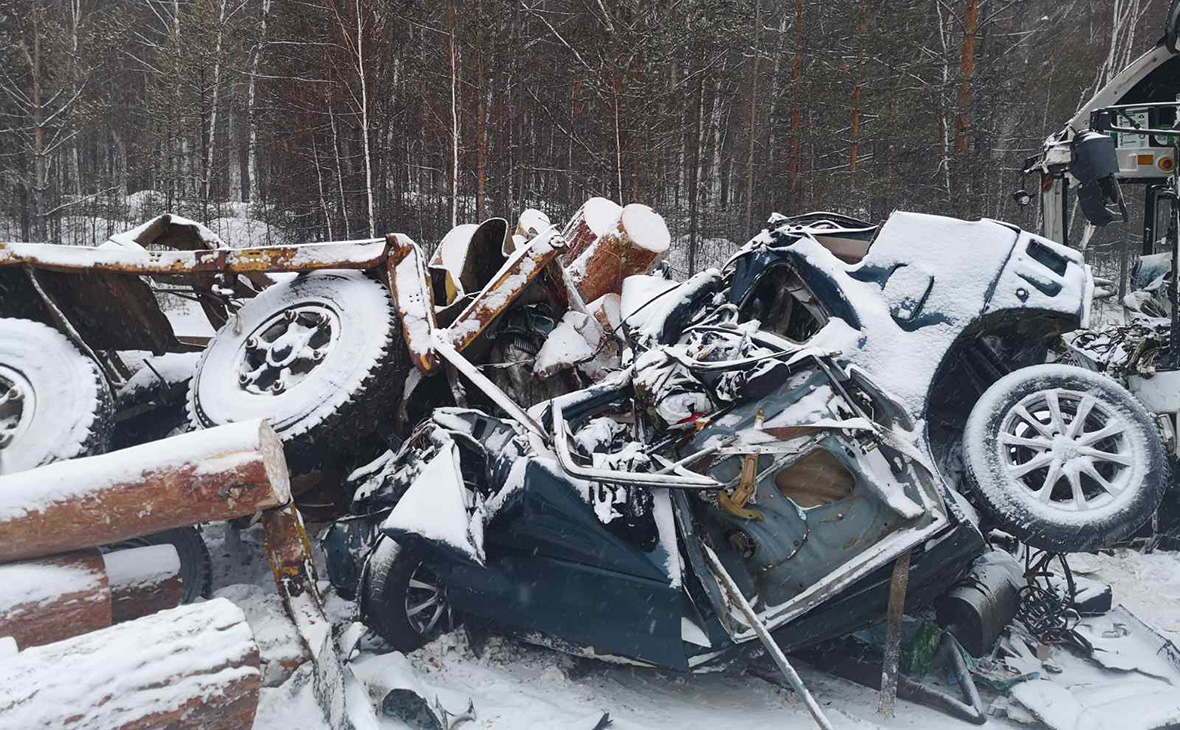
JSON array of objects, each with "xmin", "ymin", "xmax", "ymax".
[
  {"xmin": 568, "ymin": 203, "xmax": 670, "ymax": 303},
  {"xmin": 0, "ymin": 598, "xmax": 261, "ymax": 730},
  {"xmin": 0, "ymin": 419, "xmax": 290, "ymax": 563},
  {"xmin": 560, "ymin": 197, "xmax": 623, "ymax": 264},
  {"xmin": 0, "ymin": 550, "xmax": 111, "ymax": 649},
  {"xmin": 102, "ymin": 544, "xmax": 184, "ymax": 624}
]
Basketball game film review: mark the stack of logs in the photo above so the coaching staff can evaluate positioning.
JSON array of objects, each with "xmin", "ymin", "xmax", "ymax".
[{"xmin": 0, "ymin": 418, "xmax": 337, "ymax": 730}]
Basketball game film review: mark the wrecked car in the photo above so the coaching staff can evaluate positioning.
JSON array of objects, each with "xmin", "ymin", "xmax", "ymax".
[{"xmin": 326, "ymin": 209, "xmax": 1169, "ymax": 675}]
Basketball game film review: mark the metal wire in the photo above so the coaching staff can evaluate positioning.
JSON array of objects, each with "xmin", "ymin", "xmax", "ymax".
[{"xmin": 1015, "ymin": 550, "xmax": 1092, "ymax": 654}]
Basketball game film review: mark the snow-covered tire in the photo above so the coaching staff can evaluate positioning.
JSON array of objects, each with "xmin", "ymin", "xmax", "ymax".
[
  {"xmin": 360, "ymin": 537, "xmax": 454, "ymax": 652},
  {"xmin": 104, "ymin": 526, "xmax": 213, "ymax": 603},
  {"xmin": 963, "ymin": 364, "xmax": 1168, "ymax": 552},
  {"xmin": 187, "ymin": 271, "xmax": 407, "ymax": 474},
  {"xmin": 0, "ymin": 318, "xmax": 112, "ymax": 475}
]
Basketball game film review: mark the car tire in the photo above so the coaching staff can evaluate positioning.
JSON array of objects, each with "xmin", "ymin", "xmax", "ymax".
[
  {"xmin": 360, "ymin": 536, "xmax": 454, "ymax": 652},
  {"xmin": 0, "ymin": 318, "xmax": 112, "ymax": 475},
  {"xmin": 104, "ymin": 526, "xmax": 213, "ymax": 603},
  {"xmin": 963, "ymin": 364, "xmax": 1168, "ymax": 552},
  {"xmin": 187, "ymin": 271, "xmax": 408, "ymax": 474}
]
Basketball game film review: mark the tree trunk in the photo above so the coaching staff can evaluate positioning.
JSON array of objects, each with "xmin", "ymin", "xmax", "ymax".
[
  {"xmin": 850, "ymin": 0, "xmax": 867, "ymax": 190},
  {"xmin": 954, "ymin": 0, "xmax": 979, "ymax": 159},
  {"xmin": 744, "ymin": 0, "xmax": 761, "ymax": 238},
  {"xmin": 788, "ymin": 0, "xmax": 804, "ymax": 205},
  {"xmin": 246, "ymin": 0, "xmax": 272, "ymax": 204},
  {"xmin": 355, "ymin": 0, "xmax": 375, "ymax": 237},
  {"xmin": 0, "ymin": 549, "xmax": 110, "ymax": 650},
  {"xmin": 449, "ymin": 0, "xmax": 460, "ymax": 228},
  {"xmin": 102, "ymin": 544, "xmax": 184, "ymax": 624},
  {"xmin": 31, "ymin": 8, "xmax": 47, "ymax": 242},
  {"xmin": 475, "ymin": 0, "xmax": 487, "ymax": 220},
  {"xmin": 0, "ymin": 598, "xmax": 261, "ymax": 730},
  {"xmin": 0, "ymin": 419, "xmax": 290, "ymax": 563}
]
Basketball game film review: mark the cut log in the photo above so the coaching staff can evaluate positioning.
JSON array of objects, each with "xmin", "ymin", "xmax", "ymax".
[
  {"xmin": 0, "ymin": 550, "xmax": 111, "ymax": 649},
  {"xmin": 560, "ymin": 197, "xmax": 623, "ymax": 264},
  {"xmin": 102, "ymin": 544, "xmax": 184, "ymax": 623},
  {"xmin": 0, "ymin": 419, "xmax": 290, "ymax": 563},
  {"xmin": 568, "ymin": 203, "xmax": 671, "ymax": 303},
  {"xmin": 0, "ymin": 598, "xmax": 261, "ymax": 730}
]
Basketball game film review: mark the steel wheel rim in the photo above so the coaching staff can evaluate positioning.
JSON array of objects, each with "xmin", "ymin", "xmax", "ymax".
[
  {"xmin": 997, "ymin": 388, "xmax": 1136, "ymax": 513},
  {"xmin": 405, "ymin": 563, "xmax": 452, "ymax": 638},
  {"xmin": 0, "ymin": 365, "xmax": 34, "ymax": 450},
  {"xmin": 236, "ymin": 304, "xmax": 339, "ymax": 396}
]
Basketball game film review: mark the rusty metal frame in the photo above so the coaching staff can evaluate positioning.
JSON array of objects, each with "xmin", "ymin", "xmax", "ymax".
[
  {"xmin": 442, "ymin": 228, "xmax": 566, "ymax": 355},
  {"xmin": 0, "ymin": 238, "xmax": 392, "ymax": 275},
  {"xmin": 385, "ymin": 234, "xmax": 441, "ymax": 375}
]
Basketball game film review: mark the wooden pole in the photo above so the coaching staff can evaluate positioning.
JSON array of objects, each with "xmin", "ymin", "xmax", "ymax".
[
  {"xmin": 102, "ymin": 544, "xmax": 184, "ymax": 624},
  {"xmin": 0, "ymin": 598, "xmax": 261, "ymax": 730},
  {"xmin": 0, "ymin": 550, "xmax": 111, "ymax": 649},
  {"xmin": 0, "ymin": 419, "xmax": 290, "ymax": 563}
]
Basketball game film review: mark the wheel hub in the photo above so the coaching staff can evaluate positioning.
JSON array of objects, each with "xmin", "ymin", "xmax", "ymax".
[
  {"xmin": 405, "ymin": 563, "xmax": 452, "ymax": 638},
  {"xmin": 0, "ymin": 366, "xmax": 33, "ymax": 450},
  {"xmin": 998, "ymin": 388, "xmax": 1134, "ymax": 513},
  {"xmin": 237, "ymin": 305, "xmax": 339, "ymax": 396},
  {"xmin": 1050, "ymin": 433, "xmax": 1081, "ymax": 462}
]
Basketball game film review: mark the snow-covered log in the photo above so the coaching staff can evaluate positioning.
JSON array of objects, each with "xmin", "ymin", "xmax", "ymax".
[
  {"xmin": 0, "ymin": 598, "xmax": 261, "ymax": 730},
  {"xmin": 568, "ymin": 203, "xmax": 670, "ymax": 303},
  {"xmin": 0, "ymin": 550, "xmax": 111, "ymax": 650},
  {"xmin": 102, "ymin": 544, "xmax": 184, "ymax": 624},
  {"xmin": 0, "ymin": 419, "xmax": 290, "ymax": 563},
  {"xmin": 560, "ymin": 197, "xmax": 623, "ymax": 264}
]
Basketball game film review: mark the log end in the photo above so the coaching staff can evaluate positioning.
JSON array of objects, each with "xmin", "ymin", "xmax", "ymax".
[
  {"xmin": 621, "ymin": 204, "xmax": 670, "ymax": 254},
  {"xmin": 258, "ymin": 420, "xmax": 292, "ymax": 506}
]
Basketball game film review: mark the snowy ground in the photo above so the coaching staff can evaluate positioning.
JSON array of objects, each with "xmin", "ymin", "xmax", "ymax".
[{"xmin": 200, "ymin": 522, "xmax": 1180, "ymax": 730}]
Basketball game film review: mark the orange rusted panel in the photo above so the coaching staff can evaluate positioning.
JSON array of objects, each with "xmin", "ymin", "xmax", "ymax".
[
  {"xmin": 444, "ymin": 229, "xmax": 566, "ymax": 354},
  {"xmin": 386, "ymin": 234, "xmax": 440, "ymax": 374},
  {"xmin": 0, "ymin": 238, "xmax": 392, "ymax": 275}
]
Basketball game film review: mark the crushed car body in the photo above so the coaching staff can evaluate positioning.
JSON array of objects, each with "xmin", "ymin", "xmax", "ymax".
[{"xmin": 320, "ymin": 208, "xmax": 1167, "ymax": 681}]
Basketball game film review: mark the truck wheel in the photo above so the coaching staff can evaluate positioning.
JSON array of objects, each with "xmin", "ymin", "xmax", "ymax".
[
  {"xmin": 963, "ymin": 364, "xmax": 1168, "ymax": 552},
  {"xmin": 0, "ymin": 318, "xmax": 112, "ymax": 475},
  {"xmin": 104, "ymin": 526, "xmax": 213, "ymax": 603},
  {"xmin": 360, "ymin": 537, "xmax": 455, "ymax": 652},
  {"xmin": 187, "ymin": 271, "xmax": 407, "ymax": 474}
]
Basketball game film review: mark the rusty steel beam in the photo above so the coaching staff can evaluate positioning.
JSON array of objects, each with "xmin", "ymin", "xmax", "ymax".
[
  {"xmin": 386, "ymin": 234, "xmax": 441, "ymax": 375},
  {"xmin": 0, "ymin": 238, "xmax": 392, "ymax": 276},
  {"xmin": 444, "ymin": 229, "xmax": 566, "ymax": 354}
]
